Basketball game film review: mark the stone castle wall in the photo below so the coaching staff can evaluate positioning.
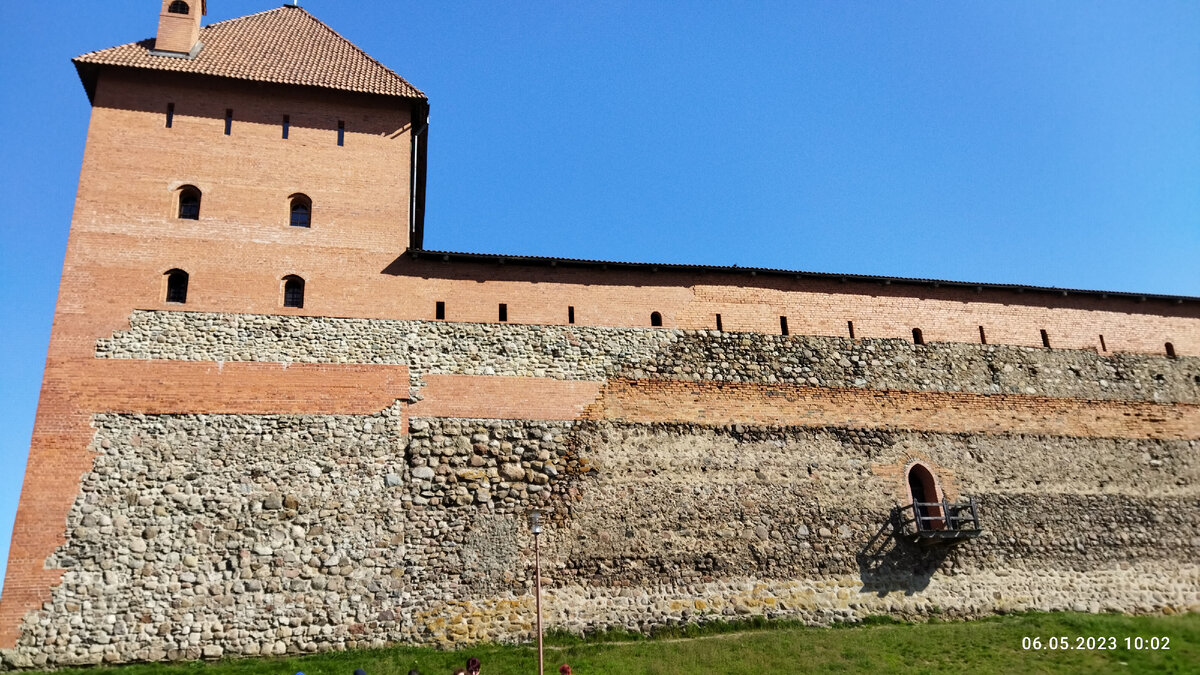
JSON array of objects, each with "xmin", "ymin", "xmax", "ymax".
[
  {"xmin": 100, "ymin": 310, "xmax": 1200, "ymax": 402},
  {"xmin": 3, "ymin": 312, "xmax": 1197, "ymax": 668}
]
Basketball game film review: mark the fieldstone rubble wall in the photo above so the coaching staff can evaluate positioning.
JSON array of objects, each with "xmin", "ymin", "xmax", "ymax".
[
  {"xmin": 98, "ymin": 311, "xmax": 1200, "ymax": 403},
  {"xmin": 4, "ymin": 309, "xmax": 1196, "ymax": 669},
  {"xmin": 4, "ymin": 414, "xmax": 1196, "ymax": 668}
]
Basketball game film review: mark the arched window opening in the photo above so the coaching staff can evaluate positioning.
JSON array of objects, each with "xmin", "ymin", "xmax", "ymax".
[
  {"xmin": 1165, "ymin": 342, "xmax": 1176, "ymax": 358},
  {"xmin": 907, "ymin": 463, "xmax": 943, "ymax": 531},
  {"xmin": 164, "ymin": 269, "xmax": 188, "ymax": 304},
  {"xmin": 289, "ymin": 194, "xmax": 312, "ymax": 228},
  {"xmin": 650, "ymin": 312, "xmax": 663, "ymax": 327},
  {"xmin": 168, "ymin": 1, "xmax": 190, "ymax": 15},
  {"xmin": 177, "ymin": 185, "xmax": 201, "ymax": 220},
  {"xmin": 283, "ymin": 275, "xmax": 305, "ymax": 309},
  {"xmin": 912, "ymin": 327, "xmax": 924, "ymax": 345}
]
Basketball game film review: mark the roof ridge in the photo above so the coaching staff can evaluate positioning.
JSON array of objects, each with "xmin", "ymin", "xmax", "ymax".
[
  {"xmin": 202, "ymin": 5, "xmax": 291, "ymax": 30},
  {"xmin": 73, "ymin": 7, "xmax": 296, "ymax": 61},
  {"xmin": 288, "ymin": 6, "xmax": 425, "ymax": 98},
  {"xmin": 72, "ymin": 5, "xmax": 425, "ymax": 100}
]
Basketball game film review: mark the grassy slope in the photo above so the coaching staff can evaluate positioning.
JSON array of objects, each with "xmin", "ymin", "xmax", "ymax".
[{"xmin": 34, "ymin": 612, "xmax": 1199, "ymax": 675}]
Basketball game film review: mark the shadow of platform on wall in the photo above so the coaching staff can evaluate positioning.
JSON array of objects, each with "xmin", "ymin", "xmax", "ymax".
[{"xmin": 856, "ymin": 508, "xmax": 952, "ymax": 597}]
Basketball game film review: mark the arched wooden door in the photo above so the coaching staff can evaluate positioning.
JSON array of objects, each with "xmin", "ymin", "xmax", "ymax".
[{"xmin": 907, "ymin": 463, "xmax": 943, "ymax": 530}]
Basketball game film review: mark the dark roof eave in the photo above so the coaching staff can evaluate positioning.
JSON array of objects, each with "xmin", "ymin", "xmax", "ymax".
[
  {"xmin": 73, "ymin": 59, "xmax": 101, "ymax": 104},
  {"xmin": 407, "ymin": 248, "xmax": 1197, "ymax": 305},
  {"xmin": 71, "ymin": 58, "xmax": 427, "ymax": 105}
]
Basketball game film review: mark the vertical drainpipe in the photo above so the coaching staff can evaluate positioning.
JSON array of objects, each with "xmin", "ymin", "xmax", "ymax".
[{"xmin": 409, "ymin": 100, "xmax": 430, "ymax": 251}]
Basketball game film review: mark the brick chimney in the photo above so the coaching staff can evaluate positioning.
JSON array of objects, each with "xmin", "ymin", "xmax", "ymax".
[{"xmin": 154, "ymin": 0, "xmax": 206, "ymax": 56}]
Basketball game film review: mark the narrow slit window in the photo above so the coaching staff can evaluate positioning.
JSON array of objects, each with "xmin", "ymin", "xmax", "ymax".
[
  {"xmin": 337, "ymin": 121, "xmax": 345, "ymax": 146},
  {"xmin": 568, "ymin": 306, "xmax": 575, "ymax": 324},
  {"xmin": 166, "ymin": 103, "xmax": 175, "ymax": 128},
  {"xmin": 436, "ymin": 301, "xmax": 445, "ymax": 320},
  {"xmin": 1165, "ymin": 342, "xmax": 1176, "ymax": 358},
  {"xmin": 780, "ymin": 316, "xmax": 789, "ymax": 336},
  {"xmin": 224, "ymin": 109, "xmax": 233, "ymax": 136},
  {"xmin": 1099, "ymin": 334, "xmax": 1107, "ymax": 352},
  {"xmin": 847, "ymin": 320, "xmax": 855, "ymax": 339},
  {"xmin": 715, "ymin": 314, "xmax": 723, "ymax": 332},
  {"xmin": 498, "ymin": 303, "xmax": 508, "ymax": 322},
  {"xmin": 164, "ymin": 269, "xmax": 188, "ymax": 304},
  {"xmin": 912, "ymin": 328, "xmax": 924, "ymax": 345},
  {"xmin": 289, "ymin": 194, "xmax": 312, "ymax": 228},
  {"xmin": 282, "ymin": 115, "xmax": 290, "ymax": 140},
  {"xmin": 177, "ymin": 185, "xmax": 201, "ymax": 220},
  {"xmin": 650, "ymin": 312, "xmax": 662, "ymax": 327},
  {"xmin": 283, "ymin": 276, "xmax": 305, "ymax": 309},
  {"xmin": 1040, "ymin": 329, "xmax": 1051, "ymax": 348},
  {"xmin": 978, "ymin": 325, "xmax": 987, "ymax": 344}
]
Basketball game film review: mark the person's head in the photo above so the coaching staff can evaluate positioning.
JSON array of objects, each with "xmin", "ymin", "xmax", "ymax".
[
  {"xmin": 407, "ymin": 670, "xmax": 420, "ymax": 675},
  {"xmin": 354, "ymin": 669, "xmax": 366, "ymax": 675},
  {"xmin": 559, "ymin": 666, "xmax": 573, "ymax": 675},
  {"xmin": 452, "ymin": 670, "xmax": 466, "ymax": 675},
  {"xmin": 466, "ymin": 657, "xmax": 481, "ymax": 674}
]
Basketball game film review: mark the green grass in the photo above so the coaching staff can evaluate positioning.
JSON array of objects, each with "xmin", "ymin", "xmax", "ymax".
[{"xmin": 34, "ymin": 612, "xmax": 1199, "ymax": 675}]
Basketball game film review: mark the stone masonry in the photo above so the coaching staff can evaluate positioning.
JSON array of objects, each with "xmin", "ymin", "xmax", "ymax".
[
  {"xmin": 100, "ymin": 310, "xmax": 1200, "ymax": 403},
  {"xmin": 2, "ymin": 313, "xmax": 1197, "ymax": 668}
]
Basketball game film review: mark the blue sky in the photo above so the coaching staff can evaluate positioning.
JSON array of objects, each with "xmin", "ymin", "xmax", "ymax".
[{"xmin": 0, "ymin": 1, "xmax": 1198, "ymax": 595}]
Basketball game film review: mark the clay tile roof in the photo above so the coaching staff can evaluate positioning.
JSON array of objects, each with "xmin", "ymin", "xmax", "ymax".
[{"xmin": 73, "ymin": 5, "xmax": 424, "ymax": 99}]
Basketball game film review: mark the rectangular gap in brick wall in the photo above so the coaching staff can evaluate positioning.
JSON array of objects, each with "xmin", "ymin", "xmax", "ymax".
[
  {"xmin": 1041, "ymin": 329, "xmax": 1051, "ymax": 348},
  {"xmin": 715, "ymin": 314, "xmax": 723, "ymax": 332},
  {"xmin": 847, "ymin": 320, "xmax": 855, "ymax": 339},
  {"xmin": 978, "ymin": 325, "xmax": 987, "ymax": 344},
  {"xmin": 1166, "ymin": 342, "xmax": 1176, "ymax": 358},
  {"xmin": 568, "ymin": 306, "xmax": 575, "ymax": 324},
  {"xmin": 282, "ymin": 115, "xmax": 290, "ymax": 139},
  {"xmin": 435, "ymin": 301, "xmax": 445, "ymax": 320},
  {"xmin": 499, "ymin": 303, "xmax": 508, "ymax": 322},
  {"xmin": 224, "ymin": 109, "xmax": 233, "ymax": 135},
  {"xmin": 912, "ymin": 327, "xmax": 924, "ymax": 345},
  {"xmin": 338, "ymin": 121, "xmax": 345, "ymax": 146},
  {"xmin": 1099, "ymin": 334, "xmax": 1107, "ymax": 352},
  {"xmin": 166, "ymin": 102, "xmax": 174, "ymax": 128},
  {"xmin": 780, "ymin": 316, "xmax": 789, "ymax": 336}
]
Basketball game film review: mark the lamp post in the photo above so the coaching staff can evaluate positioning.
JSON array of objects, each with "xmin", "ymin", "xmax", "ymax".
[{"xmin": 529, "ymin": 510, "xmax": 544, "ymax": 675}]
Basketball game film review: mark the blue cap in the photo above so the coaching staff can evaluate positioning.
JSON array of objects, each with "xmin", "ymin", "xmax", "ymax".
[{"xmin": 354, "ymin": 670, "xmax": 367, "ymax": 675}]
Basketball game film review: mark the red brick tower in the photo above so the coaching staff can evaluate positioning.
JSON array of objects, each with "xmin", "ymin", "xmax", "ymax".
[{"xmin": 0, "ymin": 2, "xmax": 428, "ymax": 649}]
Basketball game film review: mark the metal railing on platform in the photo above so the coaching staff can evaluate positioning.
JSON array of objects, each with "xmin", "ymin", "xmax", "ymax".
[{"xmin": 906, "ymin": 496, "xmax": 983, "ymax": 542}]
